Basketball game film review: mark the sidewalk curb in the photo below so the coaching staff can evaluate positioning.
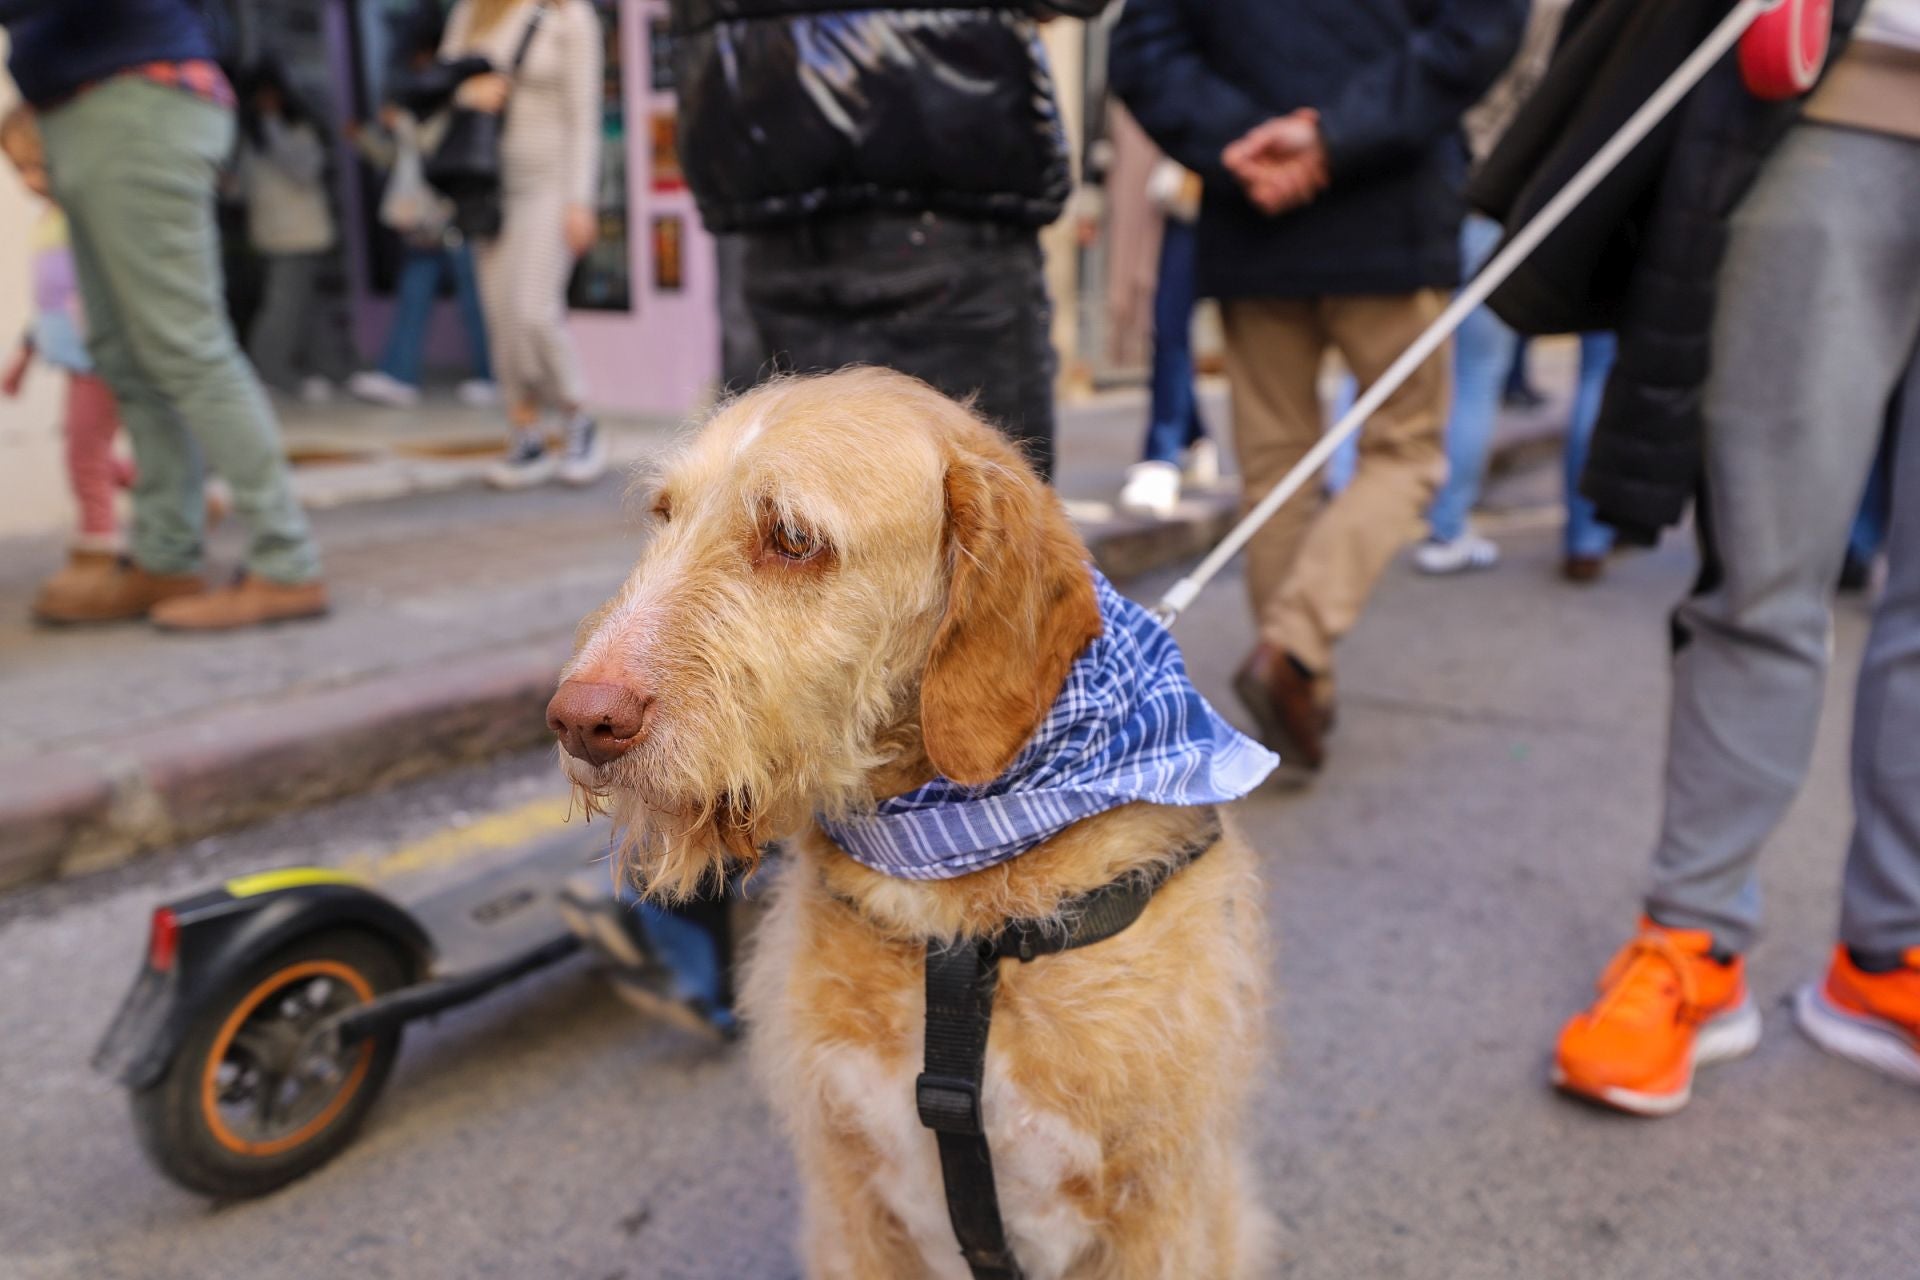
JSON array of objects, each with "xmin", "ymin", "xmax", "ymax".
[
  {"xmin": 0, "ymin": 639, "xmax": 571, "ymax": 891},
  {"xmin": 0, "ymin": 498, "xmax": 1236, "ymax": 893}
]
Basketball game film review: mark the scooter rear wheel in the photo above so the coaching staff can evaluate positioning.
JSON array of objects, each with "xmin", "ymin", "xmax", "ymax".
[{"xmin": 130, "ymin": 929, "xmax": 405, "ymax": 1198}]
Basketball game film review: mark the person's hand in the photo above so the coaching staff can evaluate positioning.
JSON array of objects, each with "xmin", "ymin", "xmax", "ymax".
[
  {"xmin": 1223, "ymin": 110, "xmax": 1331, "ymax": 216},
  {"xmin": 2, "ymin": 351, "xmax": 28, "ymax": 398},
  {"xmin": 1074, "ymin": 215, "xmax": 1100, "ymax": 249},
  {"xmin": 565, "ymin": 203, "xmax": 597, "ymax": 257},
  {"xmin": 455, "ymin": 72, "xmax": 511, "ymax": 114},
  {"xmin": 378, "ymin": 104, "xmax": 402, "ymax": 131}
]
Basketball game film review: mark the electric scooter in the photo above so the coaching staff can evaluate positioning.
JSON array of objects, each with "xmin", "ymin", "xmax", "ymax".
[{"xmin": 92, "ymin": 828, "xmax": 641, "ymax": 1199}]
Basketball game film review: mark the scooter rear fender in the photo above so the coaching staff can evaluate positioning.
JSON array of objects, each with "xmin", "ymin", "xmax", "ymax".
[{"xmin": 94, "ymin": 870, "xmax": 435, "ymax": 1090}]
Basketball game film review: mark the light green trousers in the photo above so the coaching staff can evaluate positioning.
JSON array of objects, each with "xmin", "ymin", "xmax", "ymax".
[{"xmin": 41, "ymin": 78, "xmax": 320, "ymax": 584}]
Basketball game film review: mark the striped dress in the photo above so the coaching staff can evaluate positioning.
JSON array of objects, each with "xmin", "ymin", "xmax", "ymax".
[{"xmin": 441, "ymin": 0, "xmax": 602, "ymax": 410}]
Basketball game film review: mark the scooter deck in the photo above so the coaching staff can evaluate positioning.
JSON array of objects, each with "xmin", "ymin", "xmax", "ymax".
[{"xmin": 407, "ymin": 830, "xmax": 610, "ymax": 975}]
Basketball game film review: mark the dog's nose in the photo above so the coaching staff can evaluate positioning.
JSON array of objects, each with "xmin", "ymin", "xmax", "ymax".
[{"xmin": 547, "ymin": 680, "xmax": 652, "ymax": 766}]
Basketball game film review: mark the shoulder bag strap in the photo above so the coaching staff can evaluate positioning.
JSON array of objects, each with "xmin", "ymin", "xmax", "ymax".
[{"xmin": 506, "ymin": 3, "xmax": 548, "ymax": 77}]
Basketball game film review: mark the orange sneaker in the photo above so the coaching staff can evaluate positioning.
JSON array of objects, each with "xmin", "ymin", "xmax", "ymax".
[
  {"xmin": 1552, "ymin": 919, "xmax": 1761, "ymax": 1115},
  {"xmin": 1794, "ymin": 945, "xmax": 1920, "ymax": 1087}
]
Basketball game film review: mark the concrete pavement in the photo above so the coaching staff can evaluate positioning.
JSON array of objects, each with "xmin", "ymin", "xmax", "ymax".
[
  {"xmin": 0, "ymin": 360, "xmax": 1586, "ymax": 887},
  {"xmin": 0, "ymin": 520, "xmax": 1908, "ymax": 1280},
  {"xmin": 0, "ymin": 390, "xmax": 1244, "ymax": 888}
]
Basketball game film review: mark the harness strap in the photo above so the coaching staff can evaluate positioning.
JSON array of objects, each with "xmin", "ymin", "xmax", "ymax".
[
  {"xmin": 913, "ymin": 811, "xmax": 1223, "ymax": 1280},
  {"xmin": 918, "ymin": 937, "xmax": 1023, "ymax": 1280}
]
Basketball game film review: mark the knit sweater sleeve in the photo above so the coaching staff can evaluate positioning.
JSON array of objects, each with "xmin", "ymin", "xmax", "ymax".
[{"xmin": 559, "ymin": 0, "xmax": 603, "ymax": 209}]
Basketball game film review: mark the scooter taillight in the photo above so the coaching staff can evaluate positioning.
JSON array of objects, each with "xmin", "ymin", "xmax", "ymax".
[{"xmin": 147, "ymin": 907, "xmax": 179, "ymax": 972}]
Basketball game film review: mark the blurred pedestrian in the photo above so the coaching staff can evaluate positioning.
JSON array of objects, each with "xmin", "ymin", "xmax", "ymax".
[
  {"xmin": 432, "ymin": 0, "xmax": 608, "ymax": 490},
  {"xmin": 345, "ymin": 11, "xmax": 497, "ymax": 412},
  {"xmin": 668, "ymin": 0, "xmax": 1118, "ymax": 482},
  {"xmin": 1415, "ymin": 0, "xmax": 1618, "ymax": 581},
  {"xmin": 1515, "ymin": 0, "xmax": 1920, "ymax": 1110},
  {"xmin": 1111, "ymin": 0, "xmax": 1526, "ymax": 776},
  {"xmin": 1, "ymin": 106, "xmax": 136, "ymax": 616},
  {"xmin": 1114, "ymin": 158, "xmax": 1222, "ymax": 519},
  {"xmin": 237, "ymin": 59, "xmax": 353, "ymax": 406},
  {"xmin": 0, "ymin": 0, "xmax": 328, "ymax": 630},
  {"xmin": 1501, "ymin": 339, "xmax": 1547, "ymax": 410}
]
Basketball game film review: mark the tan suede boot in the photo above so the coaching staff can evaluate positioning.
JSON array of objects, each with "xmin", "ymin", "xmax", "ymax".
[
  {"xmin": 33, "ymin": 557, "xmax": 205, "ymax": 625},
  {"xmin": 29, "ymin": 548, "xmax": 119, "ymax": 617},
  {"xmin": 150, "ymin": 573, "xmax": 329, "ymax": 631}
]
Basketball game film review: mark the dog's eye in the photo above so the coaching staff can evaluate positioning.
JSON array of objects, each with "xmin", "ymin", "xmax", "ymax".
[{"xmin": 766, "ymin": 520, "xmax": 821, "ymax": 562}]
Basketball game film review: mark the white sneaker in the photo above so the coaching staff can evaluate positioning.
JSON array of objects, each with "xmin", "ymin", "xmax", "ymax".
[
  {"xmin": 298, "ymin": 376, "xmax": 336, "ymax": 405},
  {"xmin": 557, "ymin": 416, "xmax": 609, "ymax": 487},
  {"xmin": 1182, "ymin": 438, "xmax": 1222, "ymax": 490},
  {"xmin": 456, "ymin": 379, "xmax": 499, "ymax": 408},
  {"xmin": 485, "ymin": 432, "xmax": 559, "ymax": 490},
  {"xmin": 1414, "ymin": 532, "xmax": 1501, "ymax": 575},
  {"xmin": 346, "ymin": 370, "xmax": 421, "ymax": 408},
  {"xmin": 1117, "ymin": 460, "xmax": 1182, "ymax": 519}
]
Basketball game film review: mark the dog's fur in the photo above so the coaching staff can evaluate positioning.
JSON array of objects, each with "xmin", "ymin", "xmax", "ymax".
[{"xmin": 561, "ymin": 369, "xmax": 1272, "ymax": 1279}]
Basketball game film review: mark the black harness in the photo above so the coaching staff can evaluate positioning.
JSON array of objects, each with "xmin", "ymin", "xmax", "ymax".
[{"xmin": 886, "ymin": 811, "xmax": 1223, "ymax": 1280}]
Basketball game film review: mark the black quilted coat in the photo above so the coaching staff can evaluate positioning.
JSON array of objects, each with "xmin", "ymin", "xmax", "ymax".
[
  {"xmin": 1471, "ymin": 0, "xmax": 1866, "ymax": 544},
  {"xmin": 668, "ymin": 0, "xmax": 1111, "ymax": 234}
]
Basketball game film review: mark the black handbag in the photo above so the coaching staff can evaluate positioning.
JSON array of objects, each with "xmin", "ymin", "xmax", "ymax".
[{"xmin": 424, "ymin": 4, "xmax": 547, "ymax": 239}]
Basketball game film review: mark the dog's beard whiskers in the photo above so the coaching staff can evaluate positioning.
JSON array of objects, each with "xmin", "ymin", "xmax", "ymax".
[{"xmin": 594, "ymin": 596, "xmax": 928, "ymax": 902}]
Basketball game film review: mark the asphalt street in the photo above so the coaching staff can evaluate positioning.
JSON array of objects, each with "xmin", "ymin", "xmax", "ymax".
[{"xmin": 1, "ymin": 511, "xmax": 1911, "ymax": 1280}]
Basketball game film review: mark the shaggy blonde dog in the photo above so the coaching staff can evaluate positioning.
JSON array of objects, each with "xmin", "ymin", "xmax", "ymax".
[{"xmin": 551, "ymin": 369, "xmax": 1272, "ymax": 1279}]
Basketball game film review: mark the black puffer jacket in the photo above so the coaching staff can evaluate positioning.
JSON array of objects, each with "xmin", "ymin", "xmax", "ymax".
[
  {"xmin": 670, "ymin": 0, "xmax": 1110, "ymax": 234},
  {"xmin": 1471, "ymin": 0, "xmax": 1865, "ymax": 543}
]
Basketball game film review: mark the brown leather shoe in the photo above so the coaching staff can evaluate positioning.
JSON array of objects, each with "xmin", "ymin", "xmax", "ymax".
[
  {"xmin": 150, "ymin": 573, "xmax": 329, "ymax": 631},
  {"xmin": 32, "ymin": 557, "xmax": 205, "ymax": 625},
  {"xmin": 1231, "ymin": 644, "xmax": 1327, "ymax": 771},
  {"xmin": 1563, "ymin": 554, "xmax": 1607, "ymax": 584}
]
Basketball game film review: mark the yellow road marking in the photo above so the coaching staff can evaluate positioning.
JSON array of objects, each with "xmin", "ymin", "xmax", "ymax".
[
  {"xmin": 226, "ymin": 867, "xmax": 366, "ymax": 898},
  {"xmin": 342, "ymin": 793, "xmax": 584, "ymax": 883}
]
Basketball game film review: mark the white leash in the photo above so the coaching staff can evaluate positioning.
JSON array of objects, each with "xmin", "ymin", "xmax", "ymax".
[{"xmin": 1151, "ymin": 0, "xmax": 1779, "ymax": 627}]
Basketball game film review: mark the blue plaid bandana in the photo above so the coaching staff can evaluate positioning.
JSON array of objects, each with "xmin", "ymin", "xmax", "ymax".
[{"xmin": 817, "ymin": 570, "xmax": 1278, "ymax": 881}]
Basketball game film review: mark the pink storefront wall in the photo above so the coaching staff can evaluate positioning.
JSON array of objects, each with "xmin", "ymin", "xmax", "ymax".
[{"xmin": 331, "ymin": 0, "xmax": 717, "ymax": 419}]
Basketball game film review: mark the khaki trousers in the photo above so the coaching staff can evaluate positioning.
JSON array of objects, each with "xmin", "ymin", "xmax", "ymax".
[{"xmin": 1222, "ymin": 292, "xmax": 1450, "ymax": 677}]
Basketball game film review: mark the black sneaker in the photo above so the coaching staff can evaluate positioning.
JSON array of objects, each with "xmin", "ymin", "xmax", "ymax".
[
  {"xmin": 1839, "ymin": 550, "xmax": 1874, "ymax": 595},
  {"xmin": 486, "ymin": 431, "xmax": 558, "ymax": 490},
  {"xmin": 557, "ymin": 415, "xmax": 608, "ymax": 487}
]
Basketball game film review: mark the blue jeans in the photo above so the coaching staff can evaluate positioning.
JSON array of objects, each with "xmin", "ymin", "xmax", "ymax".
[
  {"xmin": 1564, "ymin": 332, "xmax": 1617, "ymax": 559},
  {"xmin": 378, "ymin": 242, "xmax": 491, "ymax": 387},
  {"xmin": 619, "ymin": 878, "xmax": 734, "ymax": 1010},
  {"xmin": 1325, "ymin": 374, "xmax": 1359, "ymax": 494},
  {"xmin": 1142, "ymin": 219, "xmax": 1207, "ymax": 464},
  {"xmin": 1851, "ymin": 437, "xmax": 1894, "ymax": 564},
  {"xmin": 1427, "ymin": 215, "xmax": 1616, "ymax": 558}
]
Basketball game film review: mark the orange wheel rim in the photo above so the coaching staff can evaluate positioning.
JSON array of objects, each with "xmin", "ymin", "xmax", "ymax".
[{"xmin": 200, "ymin": 959, "xmax": 376, "ymax": 1158}]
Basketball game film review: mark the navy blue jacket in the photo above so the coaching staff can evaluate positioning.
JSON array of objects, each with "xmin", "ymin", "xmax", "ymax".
[
  {"xmin": 0, "ymin": 0, "xmax": 216, "ymax": 108},
  {"xmin": 1110, "ymin": 0, "xmax": 1526, "ymax": 300}
]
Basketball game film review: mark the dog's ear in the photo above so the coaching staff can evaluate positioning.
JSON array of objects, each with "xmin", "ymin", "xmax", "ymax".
[{"xmin": 921, "ymin": 438, "xmax": 1103, "ymax": 786}]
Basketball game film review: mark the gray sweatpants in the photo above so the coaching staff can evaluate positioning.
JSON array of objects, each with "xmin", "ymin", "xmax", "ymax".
[{"xmin": 1647, "ymin": 122, "xmax": 1920, "ymax": 955}]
